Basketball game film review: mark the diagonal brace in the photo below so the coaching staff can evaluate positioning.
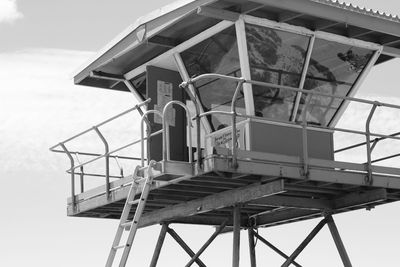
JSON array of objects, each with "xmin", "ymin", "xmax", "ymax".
[
  {"xmin": 185, "ymin": 221, "xmax": 227, "ymax": 267},
  {"xmin": 252, "ymin": 230, "xmax": 302, "ymax": 267},
  {"xmin": 167, "ymin": 227, "xmax": 207, "ymax": 267},
  {"xmin": 149, "ymin": 223, "xmax": 169, "ymax": 267},
  {"xmin": 325, "ymin": 215, "xmax": 353, "ymax": 267},
  {"xmin": 281, "ymin": 217, "xmax": 327, "ymax": 267}
]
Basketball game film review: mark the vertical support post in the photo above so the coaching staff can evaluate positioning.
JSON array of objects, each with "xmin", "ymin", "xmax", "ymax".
[
  {"xmin": 149, "ymin": 224, "xmax": 169, "ymax": 267},
  {"xmin": 248, "ymin": 228, "xmax": 256, "ymax": 267},
  {"xmin": 325, "ymin": 215, "xmax": 353, "ymax": 267},
  {"xmin": 365, "ymin": 102, "xmax": 379, "ymax": 185},
  {"xmin": 60, "ymin": 143, "xmax": 75, "ymax": 207},
  {"xmin": 233, "ymin": 205, "xmax": 241, "ymax": 267},
  {"xmin": 93, "ymin": 126, "xmax": 110, "ymax": 199},
  {"xmin": 281, "ymin": 217, "xmax": 327, "ymax": 267}
]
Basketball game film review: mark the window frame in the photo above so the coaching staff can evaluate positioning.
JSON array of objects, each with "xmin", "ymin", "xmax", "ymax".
[{"xmin": 242, "ymin": 14, "xmax": 382, "ymax": 127}]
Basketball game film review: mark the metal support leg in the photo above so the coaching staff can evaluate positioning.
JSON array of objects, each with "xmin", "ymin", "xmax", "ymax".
[
  {"xmin": 281, "ymin": 217, "xmax": 327, "ymax": 267},
  {"xmin": 326, "ymin": 215, "xmax": 353, "ymax": 267},
  {"xmin": 253, "ymin": 230, "xmax": 302, "ymax": 267},
  {"xmin": 167, "ymin": 227, "xmax": 207, "ymax": 267},
  {"xmin": 149, "ymin": 224, "xmax": 168, "ymax": 267},
  {"xmin": 233, "ymin": 205, "xmax": 241, "ymax": 267},
  {"xmin": 248, "ymin": 228, "xmax": 256, "ymax": 267},
  {"xmin": 185, "ymin": 221, "xmax": 227, "ymax": 267}
]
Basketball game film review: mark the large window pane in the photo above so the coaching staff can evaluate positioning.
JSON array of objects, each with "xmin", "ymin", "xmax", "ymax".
[
  {"xmin": 181, "ymin": 26, "xmax": 244, "ymax": 131},
  {"xmin": 246, "ymin": 24, "xmax": 310, "ymax": 120},
  {"xmin": 297, "ymin": 39, "xmax": 373, "ymax": 126}
]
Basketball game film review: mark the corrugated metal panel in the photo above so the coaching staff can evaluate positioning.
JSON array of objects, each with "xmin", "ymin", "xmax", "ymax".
[{"xmin": 313, "ymin": 0, "xmax": 400, "ymax": 23}]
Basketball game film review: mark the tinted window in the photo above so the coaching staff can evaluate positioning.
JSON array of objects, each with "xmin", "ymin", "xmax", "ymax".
[
  {"xmin": 297, "ymin": 39, "xmax": 373, "ymax": 126},
  {"xmin": 181, "ymin": 26, "xmax": 244, "ymax": 131},
  {"xmin": 246, "ymin": 24, "xmax": 310, "ymax": 120}
]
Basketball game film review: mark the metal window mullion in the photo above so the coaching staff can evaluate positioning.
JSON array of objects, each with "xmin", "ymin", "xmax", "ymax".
[
  {"xmin": 329, "ymin": 47, "xmax": 382, "ymax": 127},
  {"xmin": 173, "ymin": 53, "xmax": 212, "ymax": 134},
  {"xmin": 124, "ymin": 20, "xmax": 235, "ymax": 81},
  {"xmin": 236, "ymin": 16, "xmax": 255, "ymax": 116},
  {"xmin": 291, "ymin": 34, "xmax": 316, "ymax": 122}
]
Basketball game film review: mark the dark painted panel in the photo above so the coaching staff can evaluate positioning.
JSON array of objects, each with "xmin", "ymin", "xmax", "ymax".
[
  {"xmin": 249, "ymin": 121, "xmax": 333, "ymax": 160},
  {"xmin": 146, "ymin": 66, "xmax": 187, "ymax": 162}
]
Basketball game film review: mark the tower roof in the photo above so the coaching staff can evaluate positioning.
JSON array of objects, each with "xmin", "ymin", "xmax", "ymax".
[{"xmin": 74, "ymin": 0, "xmax": 400, "ymax": 92}]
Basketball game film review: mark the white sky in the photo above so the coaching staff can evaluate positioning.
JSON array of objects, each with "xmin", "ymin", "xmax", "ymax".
[{"xmin": 1, "ymin": 0, "xmax": 400, "ymax": 266}]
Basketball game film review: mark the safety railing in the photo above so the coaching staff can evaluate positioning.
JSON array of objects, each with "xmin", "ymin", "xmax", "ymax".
[
  {"xmin": 50, "ymin": 99, "xmax": 153, "ymax": 207},
  {"xmin": 180, "ymin": 73, "xmax": 400, "ymax": 181},
  {"xmin": 51, "ymin": 96, "xmax": 194, "ymax": 208}
]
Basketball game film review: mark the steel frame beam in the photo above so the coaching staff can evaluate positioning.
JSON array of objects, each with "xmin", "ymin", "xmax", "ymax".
[
  {"xmin": 281, "ymin": 217, "xmax": 327, "ymax": 267},
  {"xmin": 325, "ymin": 215, "xmax": 353, "ymax": 267},
  {"xmin": 248, "ymin": 229, "xmax": 256, "ymax": 267},
  {"xmin": 138, "ymin": 180, "xmax": 284, "ymax": 228},
  {"xmin": 232, "ymin": 205, "xmax": 241, "ymax": 267},
  {"xmin": 149, "ymin": 224, "xmax": 169, "ymax": 267},
  {"xmin": 186, "ymin": 221, "xmax": 227, "ymax": 267},
  {"xmin": 252, "ymin": 230, "xmax": 302, "ymax": 267},
  {"xmin": 167, "ymin": 227, "xmax": 207, "ymax": 267}
]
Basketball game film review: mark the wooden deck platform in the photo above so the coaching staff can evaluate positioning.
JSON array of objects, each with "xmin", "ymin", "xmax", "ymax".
[{"xmin": 68, "ymin": 148, "xmax": 400, "ymax": 228}]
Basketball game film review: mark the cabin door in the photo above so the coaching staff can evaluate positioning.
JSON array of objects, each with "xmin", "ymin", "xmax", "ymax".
[{"xmin": 146, "ymin": 66, "xmax": 188, "ymax": 162}]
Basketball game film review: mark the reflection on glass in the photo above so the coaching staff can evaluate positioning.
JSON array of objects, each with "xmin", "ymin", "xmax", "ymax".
[
  {"xmin": 297, "ymin": 39, "xmax": 373, "ymax": 126},
  {"xmin": 181, "ymin": 26, "xmax": 244, "ymax": 131},
  {"xmin": 246, "ymin": 24, "xmax": 310, "ymax": 120}
]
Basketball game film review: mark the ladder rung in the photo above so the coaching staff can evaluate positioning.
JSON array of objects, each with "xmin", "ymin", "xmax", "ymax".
[
  {"xmin": 120, "ymin": 220, "xmax": 139, "ymax": 228},
  {"xmin": 128, "ymin": 199, "xmax": 140, "ymax": 205},
  {"xmin": 113, "ymin": 244, "xmax": 127, "ymax": 250}
]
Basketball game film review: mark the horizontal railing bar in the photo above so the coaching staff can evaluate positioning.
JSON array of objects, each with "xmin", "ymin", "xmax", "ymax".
[
  {"xmin": 335, "ymin": 131, "xmax": 400, "ymax": 153},
  {"xmin": 51, "ymin": 149, "xmax": 144, "ymax": 161},
  {"xmin": 370, "ymin": 153, "xmax": 400, "ymax": 164},
  {"xmin": 196, "ymin": 110, "xmax": 400, "ymax": 142},
  {"xmin": 69, "ymin": 129, "xmax": 163, "ymax": 171},
  {"xmin": 49, "ymin": 99, "xmax": 150, "ymax": 150},
  {"xmin": 66, "ymin": 171, "xmax": 123, "ymax": 179},
  {"xmin": 183, "ymin": 74, "xmax": 400, "ymax": 110}
]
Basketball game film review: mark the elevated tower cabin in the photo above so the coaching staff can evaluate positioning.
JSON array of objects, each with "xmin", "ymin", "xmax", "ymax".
[{"xmin": 51, "ymin": 0, "xmax": 400, "ymax": 266}]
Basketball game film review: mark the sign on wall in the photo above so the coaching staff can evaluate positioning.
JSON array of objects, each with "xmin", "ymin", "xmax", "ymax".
[{"xmin": 154, "ymin": 80, "xmax": 176, "ymax": 126}]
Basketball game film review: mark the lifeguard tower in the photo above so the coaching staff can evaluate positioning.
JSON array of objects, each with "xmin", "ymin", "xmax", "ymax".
[{"xmin": 51, "ymin": 0, "xmax": 400, "ymax": 266}]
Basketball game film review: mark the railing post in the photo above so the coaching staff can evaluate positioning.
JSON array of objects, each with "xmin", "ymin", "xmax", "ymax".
[
  {"xmin": 301, "ymin": 94, "xmax": 311, "ymax": 178},
  {"xmin": 93, "ymin": 126, "xmax": 110, "ymax": 199},
  {"xmin": 181, "ymin": 83, "xmax": 202, "ymax": 169},
  {"xmin": 163, "ymin": 101, "xmax": 193, "ymax": 163},
  {"xmin": 60, "ymin": 143, "xmax": 76, "ymax": 208},
  {"xmin": 74, "ymin": 153, "xmax": 85, "ymax": 193},
  {"xmin": 230, "ymin": 79, "xmax": 245, "ymax": 169},
  {"xmin": 365, "ymin": 102, "xmax": 380, "ymax": 185},
  {"xmin": 141, "ymin": 110, "xmax": 163, "ymax": 167}
]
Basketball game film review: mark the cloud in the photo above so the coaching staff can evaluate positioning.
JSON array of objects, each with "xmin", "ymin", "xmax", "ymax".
[
  {"xmin": 0, "ymin": 0, "xmax": 23, "ymax": 23},
  {"xmin": 334, "ymin": 94, "xmax": 400, "ymax": 167},
  {"xmin": 0, "ymin": 48, "xmax": 140, "ymax": 175}
]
